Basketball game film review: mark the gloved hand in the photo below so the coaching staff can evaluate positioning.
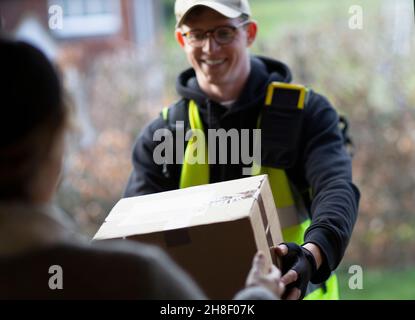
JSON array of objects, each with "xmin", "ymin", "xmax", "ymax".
[{"xmin": 274, "ymin": 242, "xmax": 317, "ymax": 300}]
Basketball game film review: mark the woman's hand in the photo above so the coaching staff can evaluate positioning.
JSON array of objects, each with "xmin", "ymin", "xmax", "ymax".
[{"xmin": 245, "ymin": 251, "xmax": 285, "ymax": 299}]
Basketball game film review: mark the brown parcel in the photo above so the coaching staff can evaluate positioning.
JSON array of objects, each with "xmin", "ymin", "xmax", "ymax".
[{"xmin": 93, "ymin": 175, "xmax": 283, "ymax": 299}]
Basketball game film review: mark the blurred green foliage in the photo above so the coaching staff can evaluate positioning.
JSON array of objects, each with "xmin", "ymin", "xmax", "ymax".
[{"xmin": 338, "ymin": 268, "xmax": 415, "ymax": 299}]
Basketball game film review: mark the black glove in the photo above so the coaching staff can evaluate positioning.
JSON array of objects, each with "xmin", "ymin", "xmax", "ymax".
[{"xmin": 279, "ymin": 242, "xmax": 317, "ymax": 299}]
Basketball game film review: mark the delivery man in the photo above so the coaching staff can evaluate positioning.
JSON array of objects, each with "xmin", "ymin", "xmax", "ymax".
[{"xmin": 124, "ymin": 0, "xmax": 360, "ymax": 300}]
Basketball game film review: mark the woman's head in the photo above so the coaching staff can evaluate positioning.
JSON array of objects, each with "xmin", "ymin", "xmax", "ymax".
[{"xmin": 0, "ymin": 38, "xmax": 67, "ymax": 203}]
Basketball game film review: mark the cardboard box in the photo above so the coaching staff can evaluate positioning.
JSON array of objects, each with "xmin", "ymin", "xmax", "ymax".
[{"xmin": 94, "ymin": 175, "xmax": 283, "ymax": 299}]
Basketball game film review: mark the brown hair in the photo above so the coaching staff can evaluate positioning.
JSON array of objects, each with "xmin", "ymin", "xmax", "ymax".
[{"xmin": 0, "ymin": 38, "xmax": 68, "ymax": 201}]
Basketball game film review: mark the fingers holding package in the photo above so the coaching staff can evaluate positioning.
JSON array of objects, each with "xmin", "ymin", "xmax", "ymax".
[{"xmin": 245, "ymin": 251, "xmax": 285, "ymax": 298}]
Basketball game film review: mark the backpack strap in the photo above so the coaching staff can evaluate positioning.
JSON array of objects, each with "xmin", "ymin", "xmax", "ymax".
[
  {"xmin": 260, "ymin": 82, "xmax": 309, "ymax": 169},
  {"xmin": 161, "ymin": 99, "xmax": 190, "ymax": 132},
  {"xmin": 265, "ymin": 81, "xmax": 310, "ymax": 109},
  {"xmin": 262, "ymin": 82, "xmax": 312, "ymax": 211}
]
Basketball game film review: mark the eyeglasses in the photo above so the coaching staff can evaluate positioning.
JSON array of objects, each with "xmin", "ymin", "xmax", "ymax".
[{"xmin": 181, "ymin": 21, "xmax": 251, "ymax": 48}]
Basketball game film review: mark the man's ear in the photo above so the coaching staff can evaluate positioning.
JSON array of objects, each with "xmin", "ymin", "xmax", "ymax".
[
  {"xmin": 246, "ymin": 21, "xmax": 258, "ymax": 47},
  {"xmin": 176, "ymin": 30, "xmax": 185, "ymax": 48}
]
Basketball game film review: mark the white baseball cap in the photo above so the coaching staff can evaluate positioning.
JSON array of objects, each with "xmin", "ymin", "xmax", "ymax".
[{"xmin": 175, "ymin": 0, "xmax": 251, "ymax": 27}]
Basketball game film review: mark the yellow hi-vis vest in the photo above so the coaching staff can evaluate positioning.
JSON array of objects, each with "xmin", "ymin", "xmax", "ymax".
[{"xmin": 162, "ymin": 91, "xmax": 339, "ymax": 300}]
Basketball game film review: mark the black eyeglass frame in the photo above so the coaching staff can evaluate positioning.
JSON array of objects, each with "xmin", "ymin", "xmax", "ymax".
[{"xmin": 181, "ymin": 20, "xmax": 251, "ymax": 47}]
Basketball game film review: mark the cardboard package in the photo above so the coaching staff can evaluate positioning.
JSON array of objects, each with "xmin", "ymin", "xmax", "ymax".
[{"xmin": 94, "ymin": 175, "xmax": 283, "ymax": 299}]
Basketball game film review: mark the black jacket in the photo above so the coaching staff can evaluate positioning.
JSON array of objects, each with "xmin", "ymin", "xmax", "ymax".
[{"xmin": 124, "ymin": 56, "xmax": 360, "ymax": 282}]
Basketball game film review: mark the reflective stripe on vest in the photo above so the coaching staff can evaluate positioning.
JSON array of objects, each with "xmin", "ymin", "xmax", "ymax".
[
  {"xmin": 162, "ymin": 107, "xmax": 169, "ymax": 122},
  {"xmin": 180, "ymin": 100, "xmax": 210, "ymax": 189},
  {"xmin": 175, "ymin": 100, "xmax": 339, "ymax": 300}
]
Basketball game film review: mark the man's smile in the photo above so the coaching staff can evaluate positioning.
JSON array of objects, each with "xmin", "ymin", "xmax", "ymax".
[{"xmin": 201, "ymin": 58, "xmax": 226, "ymax": 66}]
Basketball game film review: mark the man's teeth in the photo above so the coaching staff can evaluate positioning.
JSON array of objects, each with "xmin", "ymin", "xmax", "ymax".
[{"xmin": 205, "ymin": 59, "xmax": 225, "ymax": 66}]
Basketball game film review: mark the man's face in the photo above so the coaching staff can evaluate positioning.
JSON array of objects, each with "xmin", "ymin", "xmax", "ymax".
[{"xmin": 178, "ymin": 8, "xmax": 255, "ymax": 90}]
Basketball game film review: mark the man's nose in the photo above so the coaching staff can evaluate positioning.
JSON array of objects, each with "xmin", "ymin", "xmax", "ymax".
[{"xmin": 202, "ymin": 34, "xmax": 220, "ymax": 53}]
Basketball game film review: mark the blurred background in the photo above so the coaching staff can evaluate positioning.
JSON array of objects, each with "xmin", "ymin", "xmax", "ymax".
[{"xmin": 1, "ymin": 0, "xmax": 414, "ymax": 299}]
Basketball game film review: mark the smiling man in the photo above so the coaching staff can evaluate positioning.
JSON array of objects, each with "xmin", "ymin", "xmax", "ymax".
[
  {"xmin": 176, "ymin": 5, "xmax": 254, "ymax": 104},
  {"xmin": 124, "ymin": 0, "xmax": 360, "ymax": 300}
]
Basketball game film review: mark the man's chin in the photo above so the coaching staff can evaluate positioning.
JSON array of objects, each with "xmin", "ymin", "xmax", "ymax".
[
  {"xmin": 206, "ymin": 78, "xmax": 226, "ymax": 87},
  {"xmin": 200, "ymin": 63, "xmax": 227, "ymax": 76},
  {"xmin": 203, "ymin": 72, "xmax": 228, "ymax": 85}
]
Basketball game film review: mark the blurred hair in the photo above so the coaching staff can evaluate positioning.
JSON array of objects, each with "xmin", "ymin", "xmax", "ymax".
[{"xmin": 0, "ymin": 38, "xmax": 67, "ymax": 201}]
